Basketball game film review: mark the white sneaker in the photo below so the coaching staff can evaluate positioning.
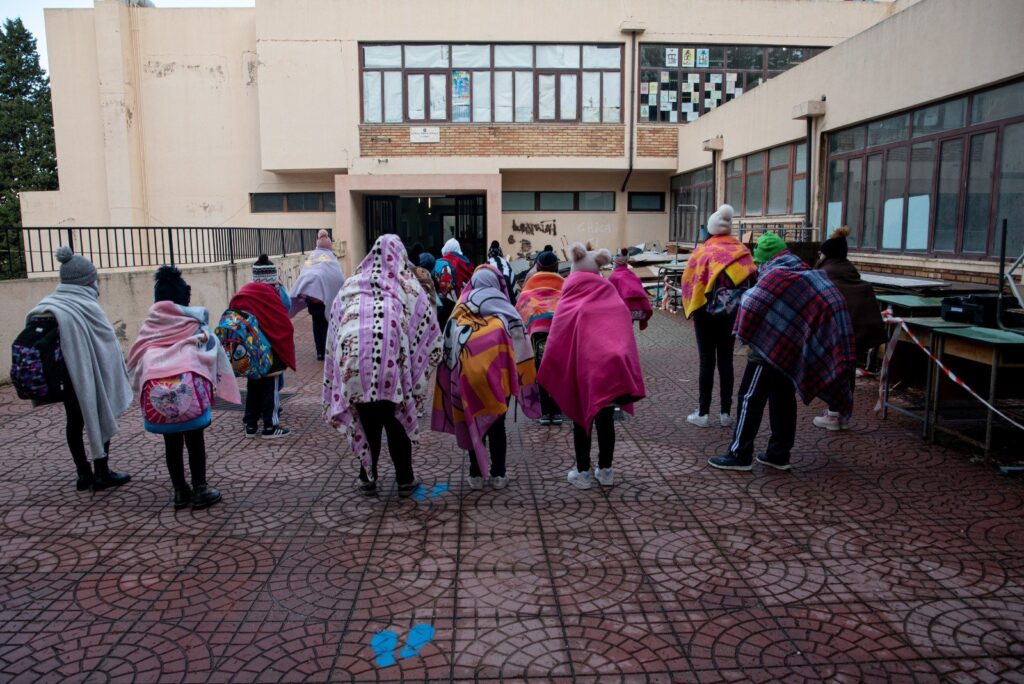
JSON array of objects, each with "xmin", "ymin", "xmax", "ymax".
[
  {"xmin": 686, "ymin": 411, "xmax": 710, "ymax": 427},
  {"xmin": 567, "ymin": 467, "xmax": 592, "ymax": 490},
  {"xmin": 594, "ymin": 467, "xmax": 614, "ymax": 487},
  {"xmin": 812, "ymin": 411, "xmax": 849, "ymax": 431},
  {"xmin": 720, "ymin": 413, "xmax": 734, "ymax": 428},
  {"xmin": 467, "ymin": 476, "xmax": 485, "ymax": 490},
  {"xmin": 490, "ymin": 475, "xmax": 508, "ymax": 490}
]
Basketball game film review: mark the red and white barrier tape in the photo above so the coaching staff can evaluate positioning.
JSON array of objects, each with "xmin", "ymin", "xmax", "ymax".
[{"xmin": 874, "ymin": 309, "xmax": 1024, "ymax": 433}]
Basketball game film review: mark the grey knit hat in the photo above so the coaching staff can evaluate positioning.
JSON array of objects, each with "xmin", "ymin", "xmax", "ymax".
[
  {"xmin": 252, "ymin": 254, "xmax": 278, "ymax": 284},
  {"xmin": 55, "ymin": 246, "xmax": 97, "ymax": 286}
]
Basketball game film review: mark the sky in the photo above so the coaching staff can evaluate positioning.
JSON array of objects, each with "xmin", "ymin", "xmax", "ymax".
[{"xmin": 2, "ymin": 0, "xmax": 256, "ymax": 75}]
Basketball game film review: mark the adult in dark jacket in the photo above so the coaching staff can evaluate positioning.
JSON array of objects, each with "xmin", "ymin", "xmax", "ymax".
[{"xmin": 812, "ymin": 227, "xmax": 886, "ymax": 431}]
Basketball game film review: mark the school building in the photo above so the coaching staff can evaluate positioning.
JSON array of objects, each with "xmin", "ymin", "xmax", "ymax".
[{"xmin": 18, "ymin": 0, "xmax": 1024, "ymax": 282}]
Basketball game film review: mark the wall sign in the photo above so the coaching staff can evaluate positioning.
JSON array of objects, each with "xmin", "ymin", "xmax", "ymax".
[{"xmin": 410, "ymin": 126, "xmax": 440, "ymax": 143}]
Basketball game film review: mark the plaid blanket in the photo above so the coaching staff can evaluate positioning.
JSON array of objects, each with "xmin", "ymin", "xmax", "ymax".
[{"xmin": 734, "ymin": 251, "xmax": 856, "ymax": 416}]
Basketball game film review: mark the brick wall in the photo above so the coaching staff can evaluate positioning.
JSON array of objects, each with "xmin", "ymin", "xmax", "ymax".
[
  {"xmin": 359, "ymin": 124, "xmax": 624, "ymax": 157},
  {"xmin": 636, "ymin": 126, "xmax": 677, "ymax": 158},
  {"xmin": 849, "ymin": 256, "xmax": 999, "ymax": 287}
]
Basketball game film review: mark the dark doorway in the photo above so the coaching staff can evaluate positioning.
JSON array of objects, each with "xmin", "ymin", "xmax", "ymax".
[{"xmin": 364, "ymin": 194, "xmax": 486, "ymax": 264}]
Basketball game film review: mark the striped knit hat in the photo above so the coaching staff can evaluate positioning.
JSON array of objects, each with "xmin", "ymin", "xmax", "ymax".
[{"xmin": 252, "ymin": 254, "xmax": 278, "ymax": 283}]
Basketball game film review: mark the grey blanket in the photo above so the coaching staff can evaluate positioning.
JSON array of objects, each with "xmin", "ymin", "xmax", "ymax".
[{"xmin": 28, "ymin": 284, "xmax": 133, "ymax": 460}]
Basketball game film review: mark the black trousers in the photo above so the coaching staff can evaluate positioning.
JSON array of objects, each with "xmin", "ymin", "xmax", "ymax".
[
  {"xmin": 693, "ymin": 309, "xmax": 736, "ymax": 415},
  {"xmin": 573, "ymin": 406, "xmax": 616, "ymax": 472},
  {"xmin": 244, "ymin": 375, "xmax": 280, "ymax": 428},
  {"xmin": 355, "ymin": 401, "xmax": 414, "ymax": 485},
  {"xmin": 533, "ymin": 333, "xmax": 560, "ymax": 417},
  {"xmin": 438, "ymin": 300, "xmax": 456, "ymax": 330},
  {"xmin": 729, "ymin": 361, "xmax": 796, "ymax": 461},
  {"xmin": 164, "ymin": 429, "xmax": 207, "ymax": 489},
  {"xmin": 469, "ymin": 413, "xmax": 507, "ymax": 478},
  {"xmin": 62, "ymin": 372, "xmax": 108, "ymax": 463},
  {"xmin": 307, "ymin": 300, "xmax": 328, "ymax": 358}
]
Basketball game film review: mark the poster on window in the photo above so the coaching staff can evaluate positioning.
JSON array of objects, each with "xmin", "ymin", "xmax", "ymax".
[
  {"xmin": 640, "ymin": 105, "xmax": 650, "ymax": 119},
  {"xmin": 696, "ymin": 49, "xmax": 709, "ymax": 68},
  {"xmin": 452, "ymin": 70, "xmax": 470, "ymax": 122},
  {"xmin": 665, "ymin": 47, "xmax": 679, "ymax": 67},
  {"xmin": 660, "ymin": 71, "xmax": 669, "ymax": 83},
  {"xmin": 681, "ymin": 48, "xmax": 695, "ymax": 68}
]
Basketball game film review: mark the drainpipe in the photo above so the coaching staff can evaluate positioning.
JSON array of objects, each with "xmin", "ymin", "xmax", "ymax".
[
  {"xmin": 792, "ymin": 98, "xmax": 827, "ymax": 240},
  {"xmin": 805, "ymin": 117, "xmax": 813, "ymax": 232},
  {"xmin": 619, "ymin": 21, "xmax": 646, "ymax": 193}
]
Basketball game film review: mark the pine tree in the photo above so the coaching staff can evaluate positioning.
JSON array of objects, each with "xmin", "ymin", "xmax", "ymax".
[{"xmin": 0, "ymin": 17, "xmax": 57, "ymax": 277}]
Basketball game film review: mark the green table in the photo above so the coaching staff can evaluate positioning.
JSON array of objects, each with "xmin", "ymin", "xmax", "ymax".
[{"xmin": 876, "ymin": 294, "xmax": 945, "ymax": 318}]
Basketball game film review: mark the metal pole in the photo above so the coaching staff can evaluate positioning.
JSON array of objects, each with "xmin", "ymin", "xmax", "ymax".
[
  {"xmin": 228, "ymin": 228, "xmax": 235, "ymax": 264},
  {"xmin": 167, "ymin": 226, "xmax": 175, "ymax": 266},
  {"xmin": 66, "ymin": 227, "xmax": 74, "ymax": 252},
  {"xmin": 280, "ymin": 229, "xmax": 286, "ymax": 258}
]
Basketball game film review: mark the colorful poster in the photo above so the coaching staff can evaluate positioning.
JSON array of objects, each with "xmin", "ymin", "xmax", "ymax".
[
  {"xmin": 640, "ymin": 105, "xmax": 650, "ymax": 119},
  {"xmin": 688, "ymin": 73, "xmax": 700, "ymax": 84},
  {"xmin": 660, "ymin": 100, "xmax": 671, "ymax": 111},
  {"xmin": 451, "ymin": 70, "xmax": 470, "ymax": 122},
  {"xmin": 665, "ymin": 47, "xmax": 679, "ymax": 67},
  {"xmin": 696, "ymin": 49, "xmax": 709, "ymax": 68},
  {"xmin": 681, "ymin": 48, "xmax": 695, "ymax": 68},
  {"xmin": 660, "ymin": 71, "xmax": 669, "ymax": 83},
  {"xmin": 640, "ymin": 82, "xmax": 648, "ymax": 94}
]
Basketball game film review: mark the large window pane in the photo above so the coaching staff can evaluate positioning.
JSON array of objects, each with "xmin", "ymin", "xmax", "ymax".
[
  {"xmin": 912, "ymin": 98, "xmax": 966, "ymax": 138},
  {"xmin": 830, "ymin": 126, "xmax": 865, "ymax": 154},
  {"xmin": 971, "ymin": 80, "xmax": 1024, "ymax": 125},
  {"xmin": 582, "ymin": 72, "xmax": 600, "ymax": 122},
  {"xmin": 963, "ymin": 132, "xmax": 996, "ymax": 253},
  {"xmin": 539, "ymin": 192, "xmax": 574, "ymax": 210},
  {"xmin": 362, "ymin": 71, "xmax": 382, "ymax": 123},
  {"xmin": 934, "ymin": 139, "xmax": 963, "ymax": 252},
  {"xmin": 868, "ymin": 114, "xmax": 910, "ymax": 148},
  {"xmin": 640, "ymin": 45, "xmax": 664, "ymax": 67},
  {"xmin": 494, "ymin": 45, "xmax": 532, "ymax": 68},
  {"xmin": 726, "ymin": 177, "xmax": 742, "ymax": 211},
  {"xmin": 863, "ymin": 155, "xmax": 883, "ymax": 249},
  {"xmin": 502, "ymin": 192, "xmax": 535, "ymax": 211},
  {"xmin": 536, "ymin": 44, "xmax": 580, "ymax": 69},
  {"xmin": 405, "ymin": 45, "xmax": 449, "ymax": 68},
  {"xmin": 745, "ymin": 172, "xmax": 764, "ymax": 216},
  {"xmin": 324, "ymin": 193, "xmax": 336, "ymax": 212},
  {"xmin": 515, "ymin": 71, "xmax": 533, "ymax": 122},
  {"xmin": 452, "ymin": 44, "xmax": 490, "ymax": 68},
  {"xmin": 881, "ymin": 147, "xmax": 908, "ymax": 250},
  {"xmin": 472, "ymin": 71, "xmax": 491, "ymax": 122},
  {"xmin": 429, "ymin": 74, "xmax": 446, "ymax": 120},
  {"xmin": 846, "ymin": 157, "xmax": 864, "ymax": 244},
  {"xmin": 407, "ymin": 74, "xmax": 425, "ymax": 120},
  {"xmin": 826, "ymin": 159, "xmax": 846, "ymax": 233},
  {"xmin": 768, "ymin": 145, "xmax": 789, "ymax": 167},
  {"xmin": 451, "ymin": 70, "xmax": 471, "ymax": 122},
  {"xmin": 251, "ymin": 193, "xmax": 284, "ymax": 213},
  {"xmin": 746, "ymin": 152, "xmax": 764, "ymax": 172},
  {"xmin": 583, "ymin": 45, "xmax": 620, "ymax": 69},
  {"xmin": 363, "ymin": 45, "xmax": 401, "ymax": 68},
  {"xmin": 602, "ymin": 72, "xmax": 621, "ymax": 122},
  {"xmin": 286, "ymin": 193, "xmax": 322, "ymax": 212},
  {"xmin": 795, "ymin": 142, "xmax": 808, "ymax": 173},
  {"xmin": 727, "ymin": 46, "xmax": 763, "ymax": 70},
  {"xmin": 997, "ymin": 123, "xmax": 1024, "ymax": 256},
  {"xmin": 767, "ymin": 167, "xmax": 789, "ymax": 215},
  {"xmin": 792, "ymin": 178, "xmax": 807, "ymax": 216},
  {"xmin": 905, "ymin": 142, "xmax": 935, "ymax": 250},
  {"xmin": 383, "ymin": 71, "xmax": 403, "ymax": 123},
  {"xmin": 538, "ymin": 74, "xmax": 556, "ymax": 120},
  {"xmin": 560, "ymin": 74, "xmax": 577, "ymax": 120},
  {"xmin": 579, "ymin": 191, "xmax": 614, "ymax": 211},
  {"xmin": 494, "ymin": 71, "xmax": 513, "ymax": 122}
]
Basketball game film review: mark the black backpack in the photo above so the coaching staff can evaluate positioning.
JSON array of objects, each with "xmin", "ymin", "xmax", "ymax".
[{"xmin": 11, "ymin": 316, "xmax": 65, "ymax": 404}]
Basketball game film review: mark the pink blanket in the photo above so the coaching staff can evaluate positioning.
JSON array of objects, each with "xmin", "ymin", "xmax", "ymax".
[
  {"xmin": 127, "ymin": 301, "xmax": 241, "ymax": 404},
  {"xmin": 538, "ymin": 272, "xmax": 645, "ymax": 427},
  {"xmin": 607, "ymin": 265, "xmax": 653, "ymax": 329}
]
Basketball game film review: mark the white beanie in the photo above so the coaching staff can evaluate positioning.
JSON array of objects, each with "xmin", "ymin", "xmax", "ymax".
[{"xmin": 707, "ymin": 204, "xmax": 735, "ymax": 236}]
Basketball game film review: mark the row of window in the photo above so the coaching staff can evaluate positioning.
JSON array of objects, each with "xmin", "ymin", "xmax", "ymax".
[
  {"xmin": 501, "ymin": 191, "xmax": 666, "ymax": 213},
  {"xmin": 362, "ymin": 44, "xmax": 623, "ymax": 124},
  {"xmin": 250, "ymin": 192, "xmax": 336, "ymax": 213},
  {"xmin": 725, "ymin": 142, "xmax": 809, "ymax": 218},
  {"xmin": 825, "ymin": 79, "xmax": 1023, "ymax": 257}
]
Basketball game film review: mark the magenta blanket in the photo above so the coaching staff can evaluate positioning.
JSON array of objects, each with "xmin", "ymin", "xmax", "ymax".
[
  {"xmin": 608, "ymin": 265, "xmax": 653, "ymax": 327},
  {"xmin": 538, "ymin": 271, "xmax": 645, "ymax": 427},
  {"xmin": 288, "ymin": 248, "xmax": 345, "ymax": 316}
]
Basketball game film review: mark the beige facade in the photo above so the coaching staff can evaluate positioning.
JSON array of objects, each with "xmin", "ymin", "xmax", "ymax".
[{"xmin": 27, "ymin": 0, "xmax": 1005, "ymax": 275}]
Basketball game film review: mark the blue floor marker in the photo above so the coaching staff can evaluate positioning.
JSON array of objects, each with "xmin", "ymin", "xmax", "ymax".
[
  {"xmin": 399, "ymin": 623, "xmax": 435, "ymax": 659},
  {"xmin": 411, "ymin": 483, "xmax": 449, "ymax": 501},
  {"xmin": 429, "ymin": 483, "xmax": 449, "ymax": 497},
  {"xmin": 411, "ymin": 484, "xmax": 429, "ymax": 501},
  {"xmin": 370, "ymin": 630, "xmax": 398, "ymax": 667}
]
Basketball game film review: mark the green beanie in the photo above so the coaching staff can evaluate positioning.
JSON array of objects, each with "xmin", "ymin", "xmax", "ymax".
[{"xmin": 753, "ymin": 232, "xmax": 787, "ymax": 264}]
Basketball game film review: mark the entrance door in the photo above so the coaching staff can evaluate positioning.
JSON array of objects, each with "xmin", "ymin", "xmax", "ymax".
[
  {"xmin": 364, "ymin": 193, "xmax": 487, "ymax": 265},
  {"xmin": 365, "ymin": 195, "xmax": 399, "ymax": 245},
  {"xmin": 455, "ymin": 195, "xmax": 486, "ymax": 264}
]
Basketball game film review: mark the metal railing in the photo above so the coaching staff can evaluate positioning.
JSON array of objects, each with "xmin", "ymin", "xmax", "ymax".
[
  {"xmin": 736, "ymin": 221, "xmax": 821, "ymax": 244},
  {"xmin": 0, "ymin": 226, "xmax": 330, "ymax": 280}
]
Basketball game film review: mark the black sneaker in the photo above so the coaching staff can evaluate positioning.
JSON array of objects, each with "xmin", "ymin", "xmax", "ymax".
[
  {"xmin": 244, "ymin": 424, "xmax": 259, "ymax": 438},
  {"xmin": 708, "ymin": 453, "xmax": 753, "ymax": 471},
  {"xmin": 397, "ymin": 477, "xmax": 421, "ymax": 499},
  {"xmin": 357, "ymin": 479, "xmax": 377, "ymax": 497},
  {"xmin": 173, "ymin": 486, "xmax": 193, "ymax": 510},
  {"xmin": 755, "ymin": 453, "xmax": 792, "ymax": 471},
  {"xmin": 262, "ymin": 426, "xmax": 290, "ymax": 439}
]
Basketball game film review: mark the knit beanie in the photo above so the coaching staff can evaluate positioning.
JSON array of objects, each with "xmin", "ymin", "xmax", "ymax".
[
  {"xmin": 316, "ymin": 229, "xmax": 332, "ymax": 250},
  {"xmin": 536, "ymin": 250, "xmax": 559, "ymax": 271},
  {"xmin": 55, "ymin": 246, "xmax": 97, "ymax": 286},
  {"xmin": 252, "ymin": 254, "xmax": 278, "ymax": 283},
  {"xmin": 819, "ymin": 226, "xmax": 850, "ymax": 260},
  {"xmin": 753, "ymin": 232, "xmax": 788, "ymax": 265},
  {"xmin": 418, "ymin": 252, "xmax": 436, "ymax": 271},
  {"xmin": 568, "ymin": 242, "xmax": 612, "ymax": 274},
  {"xmin": 614, "ymin": 247, "xmax": 629, "ymax": 267},
  {"xmin": 154, "ymin": 265, "xmax": 191, "ymax": 306},
  {"xmin": 706, "ymin": 204, "xmax": 735, "ymax": 236}
]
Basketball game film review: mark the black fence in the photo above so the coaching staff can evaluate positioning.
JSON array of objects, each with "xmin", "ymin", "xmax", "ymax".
[{"xmin": 0, "ymin": 226, "xmax": 330, "ymax": 280}]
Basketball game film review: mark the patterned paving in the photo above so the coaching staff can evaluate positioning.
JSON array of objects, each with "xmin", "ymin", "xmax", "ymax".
[{"xmin": 1, "ymin": 310, "xmax": 1023, "ymax": 682}]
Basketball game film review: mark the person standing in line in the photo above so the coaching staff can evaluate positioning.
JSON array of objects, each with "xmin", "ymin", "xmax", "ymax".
[
  {"xmin": 433, "ymin": 265, "xmax": 541, "ymax": 490},
  {"xmin": 128, "ymin": 266, "xmax": 241, "ymax": 509},
  {"xmin": 407, "ymin": 243, "xmax": 437, "ymax": 304},
  {"xmin": 812, "ymin": 227, "xmax": 886, "ymax": 431},
  {"xmin": 288, "ymin": 230, "xmax": 345, "ymax": 361},
  {"xmin": 26, "ymin": 247, "xmax": 133, "ymax": 491},
  {"xmin": 515, "ymin": 249, "xmax": 565, "ymax": 425},
  {"xmin": 680, "ymin": 204, "xmax": 757, "ymax": 429},
  {"xmin": 539, "ymin": 243, "xmax": 646, "ymax": 490},
  {"xmin": 607, "ymin": 248, "xmax": 653, "ymax": 331},
  {"xmin": 486, "ymin": 240, "xmax": 516, "ymax": 303},
  {"xmin": 433, "ymin": 238, "xmax": 474, "ymax": 327},
  {"xmin": 709, "ymin": 233, "xmax": 855, "ymax": 472},
  {"xmin": 324, "ymin": 235, "xmax": 441, "ymax": 497}
]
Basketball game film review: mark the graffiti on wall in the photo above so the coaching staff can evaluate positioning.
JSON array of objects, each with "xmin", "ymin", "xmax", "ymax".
[{"xmin": 511, "ymin": 218, "xmax": 558, "ymax": 236}]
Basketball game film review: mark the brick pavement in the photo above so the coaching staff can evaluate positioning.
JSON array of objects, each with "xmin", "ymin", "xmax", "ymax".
[{"xmin": 1, "ymin": 310, "xmax": 1023, "ymax": 682}]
